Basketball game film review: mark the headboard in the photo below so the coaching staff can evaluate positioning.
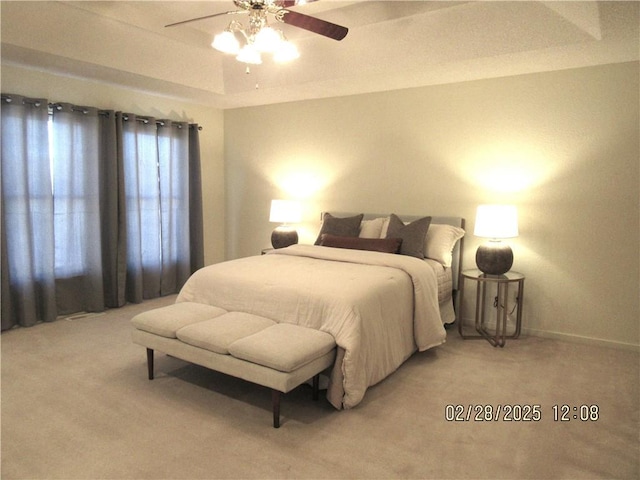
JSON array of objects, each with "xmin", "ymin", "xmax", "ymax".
[{"xmin": 324, "ymin": 212, "xmax": 466, "ymax": 294}]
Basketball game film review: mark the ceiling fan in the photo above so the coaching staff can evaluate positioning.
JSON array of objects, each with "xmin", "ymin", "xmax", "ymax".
[{"xmin": 165, "ymin": 0, "xmax": 348, "ymax": 65}]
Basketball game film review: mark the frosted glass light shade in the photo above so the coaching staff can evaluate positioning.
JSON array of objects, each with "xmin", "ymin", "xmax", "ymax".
[
  {"xmin": 212, "ymin": 31, "xmax": 240, "ymax": 54},
  {"xmin": 474, "ymin": 205, "xmax": 519, "ymax": 239},
  {"xmin": 254, "ymin": 26, "xmax": 282, "ymax": 53},
  {"xmin": 269, "ymin": 200, "xmax": 301, "ymax": 224},
  {"xmin": 211, "ymin": 17, "xmax": 300, "ymax": 65},
  {"xmin": 273, "ymin": 40, "xmax": 300, "ymax": 63},
  {"xmin": 236, "ymin": 44, "xmax": 262, "ymax": 64}
]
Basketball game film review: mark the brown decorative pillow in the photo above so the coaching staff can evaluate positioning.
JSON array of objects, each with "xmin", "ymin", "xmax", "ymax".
[
  {"xmin": 319, "ymin": 234, "xmax": 402, "ymax": 254},
  {"xmin": 386, "ymin": 214, "xmax": 432, "ymax": 258},
  {"xmin": 314, "ymin": 213, "xmax": 364, "ymax": 245}
]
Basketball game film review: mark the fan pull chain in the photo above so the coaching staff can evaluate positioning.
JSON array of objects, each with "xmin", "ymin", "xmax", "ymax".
[{"xmin": 242, "ymin": 65, "xmax": 260, "ymax": 89}]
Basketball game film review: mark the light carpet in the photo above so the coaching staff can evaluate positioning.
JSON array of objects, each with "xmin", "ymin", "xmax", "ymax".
[{"xmin": 1, "ymin": 295, "xmax": 638, "ymax": 479}]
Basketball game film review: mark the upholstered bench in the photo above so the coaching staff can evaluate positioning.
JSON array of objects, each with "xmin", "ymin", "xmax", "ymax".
[{"xmin": 131, "ymin": 302, "xmax": 336, "ymax": 428}]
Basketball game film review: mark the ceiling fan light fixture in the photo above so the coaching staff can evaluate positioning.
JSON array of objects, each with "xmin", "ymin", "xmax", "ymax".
[
  {"xmin": 273, "ymin": 39, "xmax": 299, "ymax": 63},
  {"xmin": 236, "ymin": 44, "xmax": 263, "ymax": 64},
  {"xmin": 168, "ymin": 1, "xmax": 348, "ymax": 67},
  {"xmin": 212, "ymin": 30, "xmax": 240, "ymax": 54},
  {"xmin": 253, "ymin": 26, "xmax": 282, "ymax": 53}
]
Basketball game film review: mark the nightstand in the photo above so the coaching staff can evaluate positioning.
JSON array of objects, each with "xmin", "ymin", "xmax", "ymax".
[{"xmin": 457, "ymin": 269, "xmax": 524, "ymax": 347}]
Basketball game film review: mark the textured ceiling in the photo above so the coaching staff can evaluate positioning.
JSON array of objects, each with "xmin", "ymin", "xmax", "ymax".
[{"xmin": 1, "ymin": 1, "xmax": 638, "ymax": 109}]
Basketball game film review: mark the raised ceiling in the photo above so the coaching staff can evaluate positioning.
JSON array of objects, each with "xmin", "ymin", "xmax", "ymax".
[{"xmin": 1, "ymin": 1, "xmax": 638, "ymax": 109}]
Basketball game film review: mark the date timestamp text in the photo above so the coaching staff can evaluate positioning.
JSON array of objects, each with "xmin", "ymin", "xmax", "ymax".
[
  {"xmin": 552, "ymin": 404, "xmax": 599, "ymax": 422},
  {"xmin": 444, "ymin": 404, "xmax": 599, "ymax": 422}
]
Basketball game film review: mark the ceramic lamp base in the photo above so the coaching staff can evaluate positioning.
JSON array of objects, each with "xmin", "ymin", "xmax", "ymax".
[
  {"xmin": 476, "ymin": 241, "xmax": 513, "ymax": 275},
  {"xmin": 271, "ymin": 226, "xmax": 298, "ymax": 249}
]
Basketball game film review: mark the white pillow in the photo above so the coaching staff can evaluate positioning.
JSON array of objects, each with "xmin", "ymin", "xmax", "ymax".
[
  {"xmin": 359, "ymin": 217, "xmax": 389, "ymax": 238},
  {"xmin": 424, "ymin": 224, "xmax": 465, "ymax": 267}
]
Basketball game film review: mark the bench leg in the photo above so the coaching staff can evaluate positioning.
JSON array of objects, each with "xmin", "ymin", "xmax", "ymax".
[
  {"xmin": 272, "ymin": 390, "xmax": 281, "ymax": 428},
  {"xmin": 312, "ymin": 374, "xmax": 320, "ymax": 401},
  {"xmin": 273, "ymin": 375, "xmax": 320, "ymax": 428},
  {"xmin": 146, "ymin": 348, "xmax": 154, "ymax": 380}
]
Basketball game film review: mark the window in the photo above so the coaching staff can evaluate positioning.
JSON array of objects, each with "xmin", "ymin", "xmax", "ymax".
[
  {"xmin": 1, "ymin": 95, "xmax": 203, "ymax": 329},
  {"xmin": 50, "ymin": 109, "xmax": 103, "ymax": 279}
]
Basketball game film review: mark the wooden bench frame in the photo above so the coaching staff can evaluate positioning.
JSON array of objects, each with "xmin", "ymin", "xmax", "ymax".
[
  {"xmin": 144, "ymin": 347, "xmax": 323, "ymax": 428},
  {"xmin": 132, "ymin": 324, "xmax": 335, "ymax": 428}
]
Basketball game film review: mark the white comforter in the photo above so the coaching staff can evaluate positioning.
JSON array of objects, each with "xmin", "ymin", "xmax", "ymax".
[{"xmin": 176, "ymin": 245, "xmax": 446, "ymax": 409}]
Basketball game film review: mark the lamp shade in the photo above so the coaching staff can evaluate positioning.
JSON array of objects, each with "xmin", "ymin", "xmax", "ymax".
[
  {"xmin": 269, "ymin": 199, "xmax": 301, "ymax": 249},
  {"xmin": 474, "ymin": 204, "xmax": 518, "ymax": 275},
  {"xmin": 269, "ymin": 200, "xmax": 301, "ymax": 224},
  {"xmin": 474, "ymin": 205, "xmax": 519, "ymax": 239}
]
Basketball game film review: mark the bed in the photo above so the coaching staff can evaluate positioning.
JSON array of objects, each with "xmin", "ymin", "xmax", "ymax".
[{"xmin": 176, "ymin": 213, "xmax": 465, "ymax": 409}]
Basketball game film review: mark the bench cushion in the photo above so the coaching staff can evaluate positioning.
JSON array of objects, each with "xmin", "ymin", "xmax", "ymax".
[
  {"xmin": 176, "ymin": 312, "xmax": 276, "ymax": 354},
  {"xmin": 229, "ymin": 323, "xmax": 336, "ymax": 373},
  {"xmin": 131, "ymin": 302, "xmax": 227, "ymax": 338}
]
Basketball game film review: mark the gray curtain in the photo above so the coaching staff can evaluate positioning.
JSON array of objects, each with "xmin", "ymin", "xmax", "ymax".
[
  {"xmin": 1, "ymin": 95, "xmax": 56, "ymax": 329},
  {"xmin": 99, "ymin": 110, "xmax": 127, "ymax": 309},
  {"xmin": 189, "ymin": 124, "xmax": 204, "ymax": 273},
  {"xmin": 1, "ymin": 95, "xmax": 204, "ymax": 330}
]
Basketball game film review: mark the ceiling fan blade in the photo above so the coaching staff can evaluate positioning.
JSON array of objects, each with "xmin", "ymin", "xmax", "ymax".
[
  {"xmin": 165, "ymin": 11, "xmax": 239, "ymax": 28},
  {"xmin": 279, "ymin": 10, "xmax": 348, "ymax": 41},
  {"xmin": 278, "ymin": 0, "xmax": 318, "ymax": 7}
]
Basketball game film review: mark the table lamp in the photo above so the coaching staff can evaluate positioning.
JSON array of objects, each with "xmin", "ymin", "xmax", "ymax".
[
  {"xmin": 269, "ymin": 199, "xmax": 302, "ymax": 249},
  {"xmin": 474, "ymin": 204, "xmax": 518, "ymax": 275}
]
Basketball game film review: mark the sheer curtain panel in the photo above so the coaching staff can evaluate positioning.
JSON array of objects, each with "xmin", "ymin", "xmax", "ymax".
[
  {"xmin": 50, "ymin": 103, "xmax": 105, "ymax": 314},
  {"xmin": 157, "ymin": 120, "xmax": 191, "ymax": 295},
  {"xmin": 1, "ymin": 95, "xmax": 56, "ymax": 328}
]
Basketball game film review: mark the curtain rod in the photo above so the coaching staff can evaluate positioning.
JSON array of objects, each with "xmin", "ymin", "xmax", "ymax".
[{"xmin": 1, "ymin": 94, "xmax": 203, "ymax": 130}]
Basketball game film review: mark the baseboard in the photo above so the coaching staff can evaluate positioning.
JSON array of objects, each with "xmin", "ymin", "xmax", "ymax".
[
  {"xmin": 57, "ymin": 312, "xmax": 106, "ymax": 321},
  {"xmin": 522, "ymin": 327, "xmax": 640, "ymax": 352},
  {"xmin": 457, "ymin": 315, "xmax": 639, "ymax": 352}
]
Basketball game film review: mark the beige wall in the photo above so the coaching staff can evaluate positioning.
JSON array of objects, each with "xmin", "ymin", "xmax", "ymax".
[
  {"xmin": 3, "ymin": 62, "xmax": 638, "ymax": 348},
  {"xmin": 225, "ymin": 62, "xmax": 639, "ymax": 349},
  {"xmin": 1, "ymin": 64, "xmax": 226, "ymax": 266}
]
